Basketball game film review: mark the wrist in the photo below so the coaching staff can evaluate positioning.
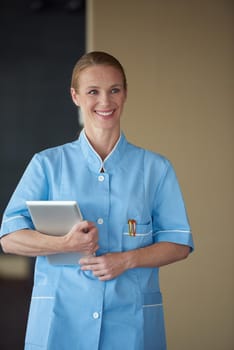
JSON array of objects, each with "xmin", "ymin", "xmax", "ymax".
[
  {"xmin": 59, "ymin": 234, "xmax": 71, "ymax": 252},
  {"xmin": 122, "ymin": 249, "xmax": 140, "ymax": 270}
]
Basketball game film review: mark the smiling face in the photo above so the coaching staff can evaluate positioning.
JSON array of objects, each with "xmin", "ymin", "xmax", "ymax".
[{"xmin": 71, "ymin": 65, "xmax": 127, "ymax": 135}]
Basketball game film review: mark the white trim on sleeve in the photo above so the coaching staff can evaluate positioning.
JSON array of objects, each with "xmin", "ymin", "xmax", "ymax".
[{"xmin": 3, "ymin": 215, "xmax": 26, "ymax": 224}]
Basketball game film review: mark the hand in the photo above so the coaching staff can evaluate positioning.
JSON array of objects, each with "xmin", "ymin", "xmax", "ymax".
[
  {"xmin": 79, "ymin": 252, "xmax": 128, "ymax": 281},
  {"xmin": 62, "ymin": 221, "xmax": 99, "ymax": 255}
]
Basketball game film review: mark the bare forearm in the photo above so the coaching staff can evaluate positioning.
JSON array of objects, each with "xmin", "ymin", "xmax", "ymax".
[
  {"xmin": 1, "ymin": 222, "xmax": 99, "ymax": 258},
  {"xmin": 79, "ymin": 242, "xmax": 191, "ymax": 281},
  {"xmin": 124, "ymin": 242, "xmax": 190, "ymax": 270},
  {"xmin": 0, "ymin": 229, "xmax": 64, "ymax": 257}
]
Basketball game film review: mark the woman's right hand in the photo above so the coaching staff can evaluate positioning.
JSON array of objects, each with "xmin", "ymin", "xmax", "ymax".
[
  {"xmin": 62, "ymin": 221, "xmax": 99, "ymax": 255},
  {"xmin": 0, "ymin": 221, "xmax": 99, "ymax": 257}
]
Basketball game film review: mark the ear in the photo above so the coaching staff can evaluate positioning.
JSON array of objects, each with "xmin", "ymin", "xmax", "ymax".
[{"xmin": 70, "ymin": 88, "xmax": 80, "ymax": 106}]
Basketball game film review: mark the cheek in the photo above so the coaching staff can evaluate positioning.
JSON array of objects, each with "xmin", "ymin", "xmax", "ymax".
[
  {"xmin": 80, "ymin": 100, "xmax": 94, "ymax": 114},
  {"xmin": 118, "ymin": 97, "xmax": 126, "ymax": 110},
  {"xmin": 82, "ymin": 100, "xmax": 90, "ymax": 109}
]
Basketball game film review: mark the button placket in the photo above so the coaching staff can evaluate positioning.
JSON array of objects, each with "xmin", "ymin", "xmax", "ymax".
[
  {"xmin": 98, "ymin": 175, "xmax": 105, "ymax": 182},
  {"xmin": 92, "ymin": 311, "xmax": 100, "ymax": 319},
  {"xmin": 97, "ymin": 218, "xmax": 104, "ymax": 225},
  {"xmin": 96, "ymin": 172, "xmax": 109, "ymax": 252}
]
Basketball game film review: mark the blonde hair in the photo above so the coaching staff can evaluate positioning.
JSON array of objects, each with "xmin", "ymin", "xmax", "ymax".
[{"xmin": 71, "ymin": 51, "xmax": 127, "ymax": 91}]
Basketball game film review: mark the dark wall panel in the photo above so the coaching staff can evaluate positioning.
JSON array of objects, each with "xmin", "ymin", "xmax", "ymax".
[
  {"xmin": 0, "ymin": 0, "xmax": 85, "ymax": 215},
  {"xmin": 0, "ymin": 2, "xmax": 85, "ymax": 349}
]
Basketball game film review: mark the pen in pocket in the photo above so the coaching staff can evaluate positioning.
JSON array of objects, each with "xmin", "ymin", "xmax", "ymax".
[{"xmin": 128, "ymin": 219, "xmax": 136, "ymax": 236}]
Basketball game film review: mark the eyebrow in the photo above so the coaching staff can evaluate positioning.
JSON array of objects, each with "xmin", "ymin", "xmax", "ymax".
[{"xmin": 86, "ymin": 84, "xmax": 123, "ymax": 89}]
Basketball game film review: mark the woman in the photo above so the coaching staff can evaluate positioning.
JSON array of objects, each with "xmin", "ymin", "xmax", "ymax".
[{"xmin": 0, "ymin": 51, "xmax": 194, "ymax": 350}]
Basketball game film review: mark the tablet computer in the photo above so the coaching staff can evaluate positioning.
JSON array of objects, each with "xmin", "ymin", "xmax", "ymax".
[{"xmin": 26, "ymin": 200, "xmax": 85, "ymax": 265}]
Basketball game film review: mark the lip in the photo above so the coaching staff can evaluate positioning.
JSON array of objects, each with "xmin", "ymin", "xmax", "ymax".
[{"xmin": 95, "ymin": 109, "xmax": 115, "ymax": 118}]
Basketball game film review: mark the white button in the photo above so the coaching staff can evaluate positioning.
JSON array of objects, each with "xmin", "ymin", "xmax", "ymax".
[
  {"xmin": 93, "ymin": 312, "xmax": 100, "ymax": 319},
  {"xmin": 97, "ymin": 218, "xmax": 104, "ymax": 225},
  {"xmin": 98, "ymin": 175, "xmax": 105, "ymax": 182}
]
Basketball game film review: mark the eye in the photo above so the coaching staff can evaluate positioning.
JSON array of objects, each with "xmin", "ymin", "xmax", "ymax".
[
  {"xmin": 111, "ymin": 87, "xmax": 120, "ymax": 94},
  {"xmin": 88, "ymin": 89, "xmax": 98, "ymax": 95}
]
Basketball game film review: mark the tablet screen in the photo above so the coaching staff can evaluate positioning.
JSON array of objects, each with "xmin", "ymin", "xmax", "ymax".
[
  {"xmin": 26, "ymin": 201, "xmax": 84, "ymax": 265},
  {"xmin": 26, "ymin": 201, "xmax": 83, "ymax": 236}
]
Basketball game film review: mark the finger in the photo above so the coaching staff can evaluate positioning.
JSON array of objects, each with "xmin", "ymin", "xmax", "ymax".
[
  {"xmin": 80, "ymin": 260, "xmax": 102, "ymax": 269},
  {"xmin": 80, "ymin": 264, "xmax": 102, "ymax": 273},
  {"xmin": 85, "ymin": 221, "xmax": 97, "ymax": 232},
  {"xmin": 80, "ymin": 264, "xmax": 93, "ymax": 271},
  {"xmin": 75, "ymin": 220, "xmax": 96, "ymax": 233},
  {"xmin": 98, "ymin": 273, "xmax": 113, "ymax": 281},
  {"xmin": 79, "ymin": 256, "xmax": 99, "ymax": 265},
  {"xmin": 90, "ymin": 244, "xmax": 99, "ymax": 254},
  {"xmin": 81, "ymin": 221, "xmax": 94, "ymax": 233},
  {"xmin": 92, "ymin": 267, "xmax": 110, "ymax": 278}
]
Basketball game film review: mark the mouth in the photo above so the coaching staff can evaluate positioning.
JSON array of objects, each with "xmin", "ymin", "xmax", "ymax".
[{"xmin": 95, "ymin": 109, "xmax": 115, "ymax": 118}]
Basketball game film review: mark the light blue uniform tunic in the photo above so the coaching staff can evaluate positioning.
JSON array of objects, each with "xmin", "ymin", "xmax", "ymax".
[{"xmin": 0, "ymin": 130, "xmax": 194, "ymax": 350}]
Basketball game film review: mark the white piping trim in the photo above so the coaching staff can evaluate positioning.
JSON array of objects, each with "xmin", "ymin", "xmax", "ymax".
[
  {"xmin": 3, "ymin": 215, "xmax": 26, "ymax": 223},
  {"xmin": 123, "ymin": 231, "xmax": 153, "ymax": 237},
  {"xmin": 155, "ymin": 230, "xmax": 191, "ymax": 234},
  {"xmin": 103, "ymin": 134, "xmax": 121, "ymax": 162},
  {"xmin": 143, "ymin": 304, "xmax": 163, "ymax": 308},
  {"xmin": 83, "ymin": 130, "xmax": 103, "ymax": 166},
  {"xmin": 83, "ymin": 129, "xmax": 121, "ymax": 172},
  {"xmin": 32, "ymin": 296, "xmax": 54, "ymax": 300}
]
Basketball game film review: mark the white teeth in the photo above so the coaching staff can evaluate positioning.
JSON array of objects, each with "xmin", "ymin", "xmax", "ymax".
[{"xmin": 96, "ymin": 110, "xmax": 114, "ymax": 116}]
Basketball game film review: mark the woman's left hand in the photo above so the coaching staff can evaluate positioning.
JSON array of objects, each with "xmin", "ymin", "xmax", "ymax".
[
  {"xmin": 79, "ymin": 252, "xmax": 128, "ymax": 281},
  {"xmin": 79, "ymin": 242, "xmax": 191, "ymax": 281}
]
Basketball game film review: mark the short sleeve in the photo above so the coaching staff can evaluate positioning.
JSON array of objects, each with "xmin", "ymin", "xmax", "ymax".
[
  {"xmin": 152, "ymin": 160, "xmax": 194, "ymax": 251},
  {"xmin": 0, "ymin": 154, "xmax": 49, "ymax": 237}
]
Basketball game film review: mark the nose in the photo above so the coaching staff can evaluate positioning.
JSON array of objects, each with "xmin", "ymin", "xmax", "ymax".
[{"xmin": 99, "ymin": 92, "xmax": 111, "ymax": 106}]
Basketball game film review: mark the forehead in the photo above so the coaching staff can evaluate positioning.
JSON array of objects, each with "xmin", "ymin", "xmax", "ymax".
[{"xmin": 78, "ymin": 65, "xmax": 124, "ymax": 88}]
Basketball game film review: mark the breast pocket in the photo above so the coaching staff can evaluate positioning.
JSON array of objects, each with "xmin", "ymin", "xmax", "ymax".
[
  {"xmin": 25, "ymin": 285, "xmax": 55, "ymax": 348},
  {"xmin": 122, "ymin": 222, "xmax": 153, "ymax": 251}
]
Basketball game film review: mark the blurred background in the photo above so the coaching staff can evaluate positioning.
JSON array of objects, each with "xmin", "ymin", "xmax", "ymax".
[
  {"xmin": 0, "ymin": 0, "xmax": 233, "ymax": 349},
  {"xmin": 0, "ymin": 0, "xmax": 84, "ymax": 348}
]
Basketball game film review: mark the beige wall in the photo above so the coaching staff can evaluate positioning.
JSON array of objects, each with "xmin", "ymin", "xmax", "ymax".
[{"xmin": 86, "ymin": 0, "xmax": 233, "ymax": 349}]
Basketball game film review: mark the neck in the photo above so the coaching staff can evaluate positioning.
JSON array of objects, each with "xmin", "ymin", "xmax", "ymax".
[{"xmin": 84, "ymin": 127, "xmax": 120, "ymax": 160}]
